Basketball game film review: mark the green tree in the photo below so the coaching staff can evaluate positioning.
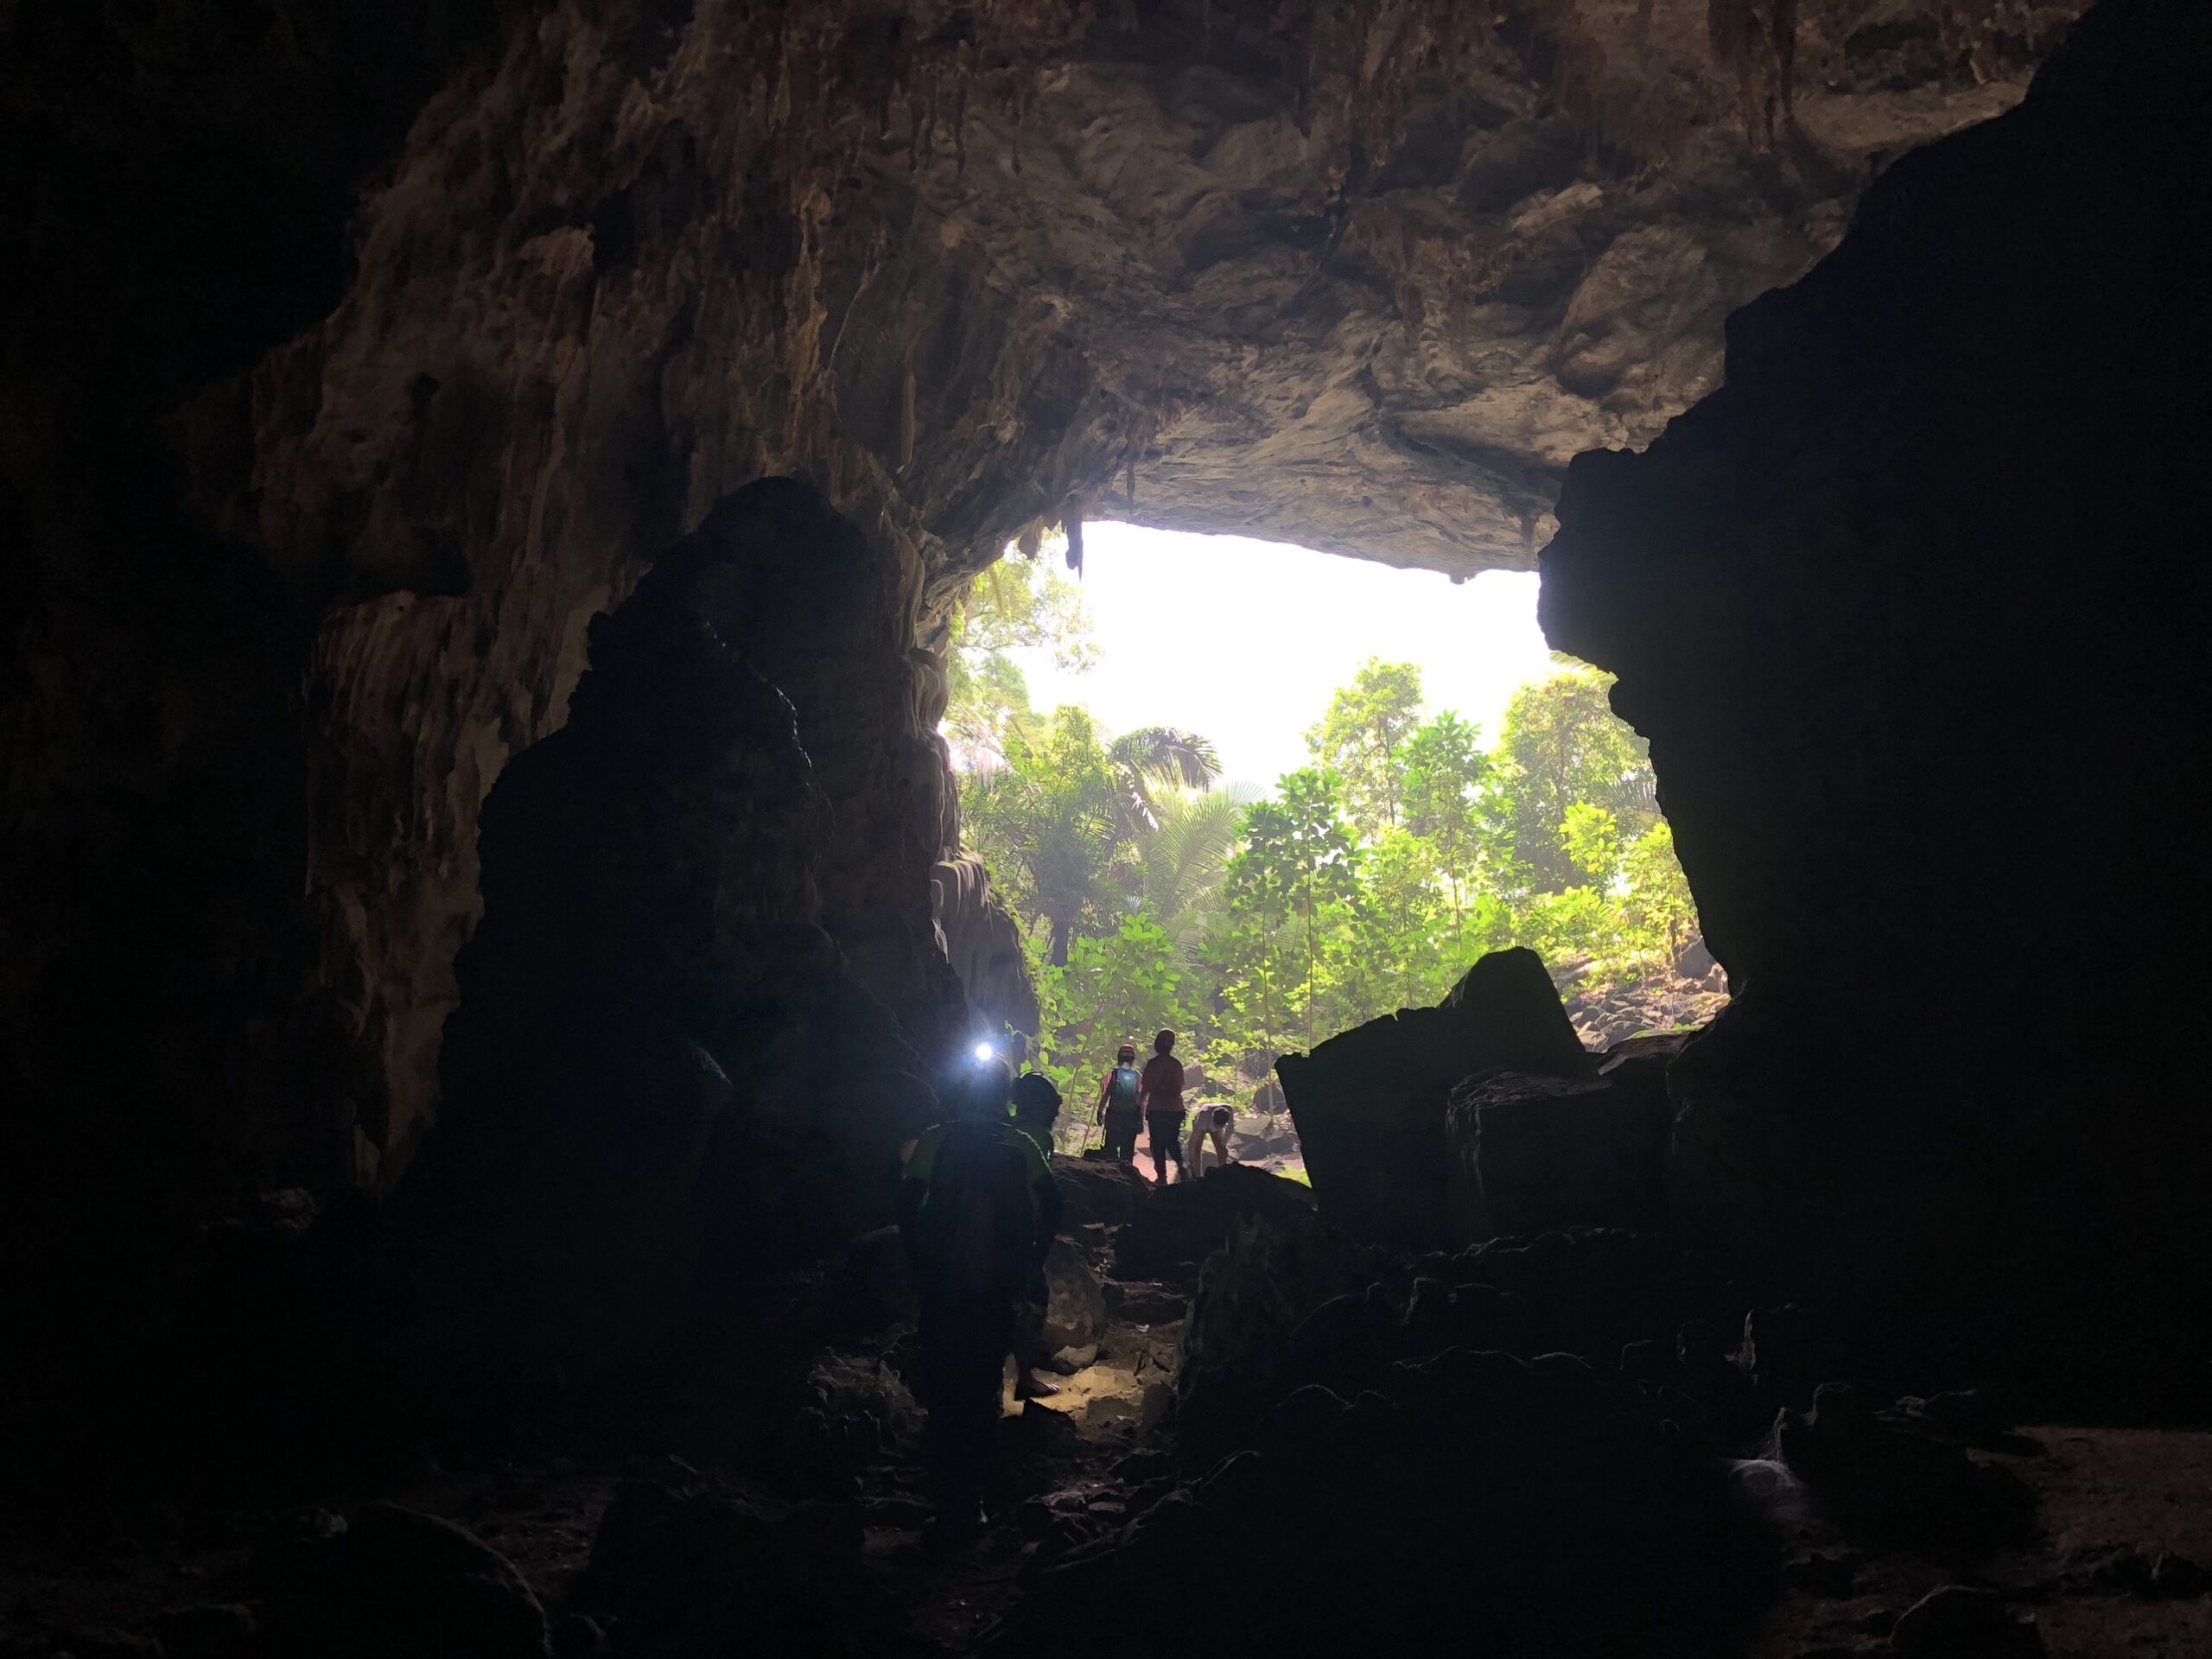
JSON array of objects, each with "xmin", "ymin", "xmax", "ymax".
[
  {"xmin": 1038, "ymin": 912, "xmax": 1191, "ymax": 1097},
  {"xmin": 1107, "ymin": 727, "xmax": 1222, "ymax": 840},
  {"xmin": 1134, "ymin": 784, "xmax": 1248, "ymax": 961},
  {"xmin": 1510, "ymin": 884, "xmax": 1618, "ymax": 964},
  {"xmin": 1619, "ymin": 819, "xmax": 1698, "ymax": 963},
  {"xmin": 1227, "ymin": 769, "xmax": 1363, "ymax": 1050},
  {"xmin": 1341, "ymin": 827, "xmax": 1449, "ymax": 1021},
  {"xmin": 1401, "ymin": 709, "xmax": 1494, "ymax": 931},
  {"xmin": 943, "ymin": 545, "xmax": 1096, "ymax": 766},
  {"xmin": 1489, "ymin": 670, "xmax": 1657, "ymax": 893},
  {"xmin": 961, "ymin": 705, "xmax": 1121, "ymax": 965},
  {"xmin": 1560, "ymin": 801, "xmax": 1624, "ymax": 891},
  {"xmin": 1306, "ymin": 658, "xmax": 1426, "ymax": 836}
]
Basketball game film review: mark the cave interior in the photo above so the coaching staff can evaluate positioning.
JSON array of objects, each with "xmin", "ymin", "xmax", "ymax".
[{"xmin": 2, "ymin": 1, "xmax": 2208, "ymax": 1656}]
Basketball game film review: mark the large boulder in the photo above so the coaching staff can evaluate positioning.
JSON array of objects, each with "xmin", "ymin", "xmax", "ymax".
[
  {"xmin": 1115, "ymin": 1166, "xmax": 1317, "ymax": 1282},
  {"xmin": 1774, "ymin": 1382, "xmax": 2030, "ymax": 1550},
  {"xmin": 1041, "ymin": 1237, "xmax": 1108, "ymax": 1359},
  {"xmin": 1174, "ymin": 1213, "xmax": 1363, "ymax": 1472},
  {"xmin": 1446, "ymin": 1069, "xmax": 1670, "ymax": 1243},
  {"xmin": 1050, "ymin": 1154, "xmax": 1151, "ymax": 1231},
  {"xmin": 1276, "ymin": 948, "xmax": 1592, "ymax": 1249},
  {"xmin": 990, "ymin": 1344, "xmax": 1767, "ymax": 1658}
]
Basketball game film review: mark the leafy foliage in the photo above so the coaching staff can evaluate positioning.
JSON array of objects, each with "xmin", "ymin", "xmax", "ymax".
[
  {"xmin": 1106, "ymin": 726, "xmax": 1222, "ymax": 839},
  {"xmin": 945, "ymin": 550, "xmax": 1707, "ymax": 1102},
  {"xmin": 1487, "ymin": 668, "xmax": 1658, "ymax": 893},
  {"xmin": 1306, "ymin": 658, "xmax": 1426, "ymax": 836},
  {"xmin": 961, "ymin": 706, "xmax": 1122, "ymax": 966},
  {"xmin": 943, "ymin": 544, "xmax": 1095, "ymax": 766}
]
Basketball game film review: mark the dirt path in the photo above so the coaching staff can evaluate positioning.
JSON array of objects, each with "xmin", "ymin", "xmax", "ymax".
[{"xmin": 873, "ymin": 1268, "xmax": 1191, "ymax": 1651}]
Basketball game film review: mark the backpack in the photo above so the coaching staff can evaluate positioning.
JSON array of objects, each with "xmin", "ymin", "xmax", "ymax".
[
  {"xmin": 919, "ymin": 1122, "xmax": 1037, "ymax": 1297},
  {"xmin": 1107, "ymin": 1065, "xmax": 1141, "ymax": 1112}
]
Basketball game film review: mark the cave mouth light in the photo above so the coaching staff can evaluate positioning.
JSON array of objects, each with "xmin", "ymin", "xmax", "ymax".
[
  {"xmin": 944, "ymin": 520, "xmax": 1724, "ymax": 1077},
  {"xmin": 986, "ymin": 521, "xmax": 1556, "ymax": 796}
]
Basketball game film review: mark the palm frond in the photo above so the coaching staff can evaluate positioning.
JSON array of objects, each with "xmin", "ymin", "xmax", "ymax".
[
  {"xmin": 1109, "ymin": 727, "xmax": 1222, "ymax": 790},
  {"xmin": 1141, "ymin": 789, "xmax": 1245, "ymax": 961}
]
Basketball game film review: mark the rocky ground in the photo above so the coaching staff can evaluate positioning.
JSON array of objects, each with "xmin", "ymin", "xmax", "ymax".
[
  {"xmin": 4, "ymin": 1153, "xmax": 2205, "ymax": 1657},
  {"xmin": 1556, "ymin": 945, "xmax": 1732, "ymax": 1052},
  {"xmin": 4, "ymin": 974, "xmax": 2202, "ymax": 1659}
]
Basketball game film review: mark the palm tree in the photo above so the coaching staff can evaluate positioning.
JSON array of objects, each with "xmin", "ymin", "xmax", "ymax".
[
  {"xmin": 963, "ymin": 768, "xmax": 1112, "ymax": 969},
  {"xmin": 1135, "ymin": 785, "xmax": 1251, "ymax": 961},
  {"xmin": 1107, "ymin": 727, "xmax": 1220, "ymax": 839},
  {"xmin": 963, "ymin": 715, "xmax": 1230, "ymax": 968}
]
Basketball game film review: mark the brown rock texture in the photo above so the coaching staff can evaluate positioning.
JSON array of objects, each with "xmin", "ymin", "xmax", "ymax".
[
  {"xmin": 395, "ymin": 479, "xmax": 940, "ymax": 1400},
  {"xmin": 1278, "ymin": 945, "xmax": 1592, "ymax": 1250},
  {"xmin": 1541, "ymin": 0, "xmax": 2210, "ymax": 1391},
  {"xmin": 0, "ymin": 0, "xmax": 2083, "ymax": 1368},
  {"xmin": 933, "ymin": 852, "xmax": 1045, "ymax": 1049}
]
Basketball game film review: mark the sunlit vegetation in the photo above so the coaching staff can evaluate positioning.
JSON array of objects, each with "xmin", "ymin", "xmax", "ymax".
[{"xmin": 946, "ymin": 548, "xmax": 1703, "ymax": 1109}]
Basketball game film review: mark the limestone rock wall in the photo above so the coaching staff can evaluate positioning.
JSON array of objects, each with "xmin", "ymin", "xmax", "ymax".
[
  {"xmin": 215, "ymin": 0, "xmax": 2075, "ymax": 1198},
  {"xmin": 933, "ymin": 853, "xmax": 1044, "ymax": 1052},
  {"xmin": 395, "ymin": 480, "xmax": 939, "ymax": 1401},
  {"xmin": 1540, "ymin": 0, "xmax": 2210, "ymax": 1373},
  {"xmin": 1, "ymin": 0, "xmax": 2086, "ymax": 1370}
]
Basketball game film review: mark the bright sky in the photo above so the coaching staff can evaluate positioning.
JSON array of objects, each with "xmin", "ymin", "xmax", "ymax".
[{"xmin": 1001, "ymin": 521, "xmax": 1562, "ymax": 793}]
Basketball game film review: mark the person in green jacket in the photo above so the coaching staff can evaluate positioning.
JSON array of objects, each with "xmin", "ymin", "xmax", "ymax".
[
  {"xmin": 1007, "ymin": 1070, "xmax": 1067, "ymax": 1402},
  {"xmin": 899, "ymin": 1055, "xmax": 1062, "ymax": 1529}
]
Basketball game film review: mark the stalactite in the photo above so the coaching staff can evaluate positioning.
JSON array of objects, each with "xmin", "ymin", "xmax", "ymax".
[
  {"xmin": 1707, "ymin": 0, "xmax": 1801, "ymax": 151},
  {"xmin": 1062, "ymin": 497, "xmax": 1085, "ymax": 576}
]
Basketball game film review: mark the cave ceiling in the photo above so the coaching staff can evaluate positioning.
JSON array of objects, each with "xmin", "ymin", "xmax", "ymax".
[
  {"xmin": 846, "ymin": 0, "xmax": 2081, "ymax": 575},
  {"xmin": 0, "ymin": 0, "xmax": 2083, "ymax": 1185},
  {"xmin": 180, "ymin": 1, "xmax": 2088, "ymax": 607}
]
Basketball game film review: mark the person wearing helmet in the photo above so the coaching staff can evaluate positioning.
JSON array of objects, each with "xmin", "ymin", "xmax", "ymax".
[
  {"xmin": 899, "ymin": 1053, "xmax": 1062, "ymax": 1530},
  {"xmin": 1007, "ymin": 1070, "xmax": 1067, "ymax": 1402},
  {"xmin": 1010, "ymin": 1070, "xmax": 1064, "ymax": 1159},
  {"xmin": 1094, "ymin": 1042, "xmax": 1144, "ymax": 1162}
]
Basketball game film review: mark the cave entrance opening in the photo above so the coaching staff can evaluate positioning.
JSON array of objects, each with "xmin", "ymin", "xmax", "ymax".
[{"xmin": 940, "ymin": 520, "xmax": 1726, "ymax": 1172}]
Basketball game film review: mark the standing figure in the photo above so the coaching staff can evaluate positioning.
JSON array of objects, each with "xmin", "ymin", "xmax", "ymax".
[
  {"xmin": 899, "ymin": 1057, "xmax": 1062, "ymax": 1535},
  {"xmin": 1007, "ymin": 1071, "xmax": 1067, "ymax": 1401},
  {"xmin": 1095, "ymin": 1042, "xmax": 1144, "ymax": 1162},
  {"xmin": 1182, "ymin": 1103, "xmax": 1234, "ymax": 1180},
  {"xmin": 1141, "ymin": 1028, "xmax": 1187, "ymax": 1187}
]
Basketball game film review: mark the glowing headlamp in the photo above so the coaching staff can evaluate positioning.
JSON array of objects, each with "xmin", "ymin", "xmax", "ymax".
[{"xmin": 971, "ymin": 1041, "xmax": 997, "ymax": 1064}]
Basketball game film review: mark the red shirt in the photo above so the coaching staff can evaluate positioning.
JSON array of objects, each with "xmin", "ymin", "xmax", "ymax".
[{"xmin": 1140, "ymin": 1054, "xmax": 1185, "ymax": 1118}]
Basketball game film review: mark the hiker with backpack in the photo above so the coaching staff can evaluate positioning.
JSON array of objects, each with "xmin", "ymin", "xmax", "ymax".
[
  {"xmin": 1095, "ymin": 1042, "xmax": 1144, "ymax": 1161},
  {"xmin": 899, "ymin": 1055, "xmax": 1064, "ymax": 1532}
]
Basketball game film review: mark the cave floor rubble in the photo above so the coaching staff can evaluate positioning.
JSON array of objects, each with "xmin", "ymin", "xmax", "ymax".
[
  {"xmin": 1744, "ymin": 1425, "xmax": 2212, "ymax": 1658},
  {"xmin": 5, "ymin": 1418, "xmax": 2203, "ymax": 1656},
  {"xmin": 1, "ymin": 1183, "xmax": 2206, "ymax": 1656}
]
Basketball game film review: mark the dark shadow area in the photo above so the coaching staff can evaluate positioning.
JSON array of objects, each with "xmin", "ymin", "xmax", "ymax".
[{"xmin": 1, "ymin": 3, "xmax": 2207, "ymax": 1656}]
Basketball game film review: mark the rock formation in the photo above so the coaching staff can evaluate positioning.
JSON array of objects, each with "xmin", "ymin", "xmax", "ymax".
[
  {"xmin": 1541, "ymin": 0, "xmax": 2211, "ymax": 1394},
  {"xmin": 7, "ymin": 8, "xmax": 2209, "ymax": 1649},
  {"xmin": 1276, "ymin": 944, "xmax": 1592, "ymax": 1249},
  {"xmin": 3, "ymin": 3, "xmax": 2080, "ymax": 1319},
  {"xmin": 391, "ymin": 479, "xmax": 938, "ymax": 1406},
  {"xmin": 932, "ymin": 852, "xmax": 1043, "ymax": 1052}
]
